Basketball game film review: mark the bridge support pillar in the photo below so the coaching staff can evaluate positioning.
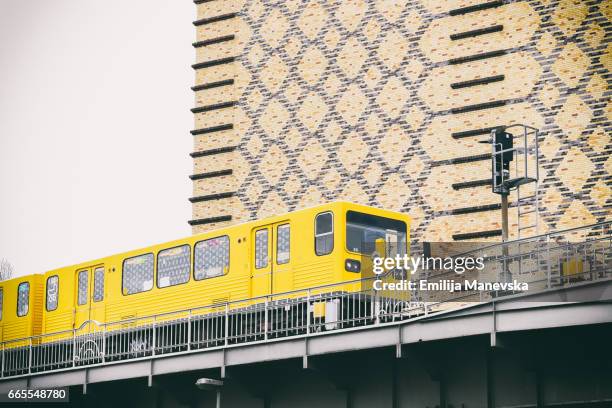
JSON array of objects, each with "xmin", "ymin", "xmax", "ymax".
[
  {"xmin": 345, "ymin": 387, "xmax": 353, "ymax": 408},
  {"xmin": 215, "ymin": 389, "xmax": 221, "ymax": 408},
  {"xmin": 82, "ymin": 368, "xmax": 88, "ymax": 395},
  {"xmin": 221, "ymin": 348, "xmax": 227, "ymax": 379},
  {"xmin": 392, "ymin": 357, "xmax": 399, "ymax": 408},
  {"xmin": 148, "ymin": 359, "xmax": 154, "ymax": 387},
  {"xmin": 486, "ymin": 348, "xmax": 495, "ymax": 408}
]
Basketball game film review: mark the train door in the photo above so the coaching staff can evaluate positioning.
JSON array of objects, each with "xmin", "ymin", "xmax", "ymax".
[
  {"xmin": 90, "ymin": 266, "xmax": 105, "ymax": 323},
  {"xmin": 251, "ymin": 222, "xmax": 291, "ymax": 297},
  {"xmin": 251, "ymin": 226, "xmax": 272, "ymax": 297},
  {"xmin": 272, "ymin": 223, "xmax": 292, "ymax": 294},
  {"xmin": 74, "ymin": 265, "xmax": 105, "ymax": 331}
]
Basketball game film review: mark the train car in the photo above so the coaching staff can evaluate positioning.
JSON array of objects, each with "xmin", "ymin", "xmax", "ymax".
[
  {"xmin": 0, "ymin": 275, "xmax": 44, "ymax": 344},
  {"xmin": 0, "ymin": 274, "xmax": 44, "ymax": 374},
  {"xmin": 43, "ymin": 201, "xmax": 409, "ymax": 327},
  {"xmin": 5, "ymin": 202, "xmax": 411, "ymax": 368},
  {"xmin": 104, "ymin": 201, "xmax": 408, "ymax": 321}
]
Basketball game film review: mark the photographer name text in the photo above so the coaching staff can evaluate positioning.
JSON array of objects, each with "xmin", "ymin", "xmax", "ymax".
[{"xmin": 373, "ymin": 279, "xmax": 529, "ymax": 292}]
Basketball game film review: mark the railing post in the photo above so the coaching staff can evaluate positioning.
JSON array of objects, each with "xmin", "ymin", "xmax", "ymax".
[
  {"xmin": 546, "ymin": 235, "xmax": 551, "ymax": 289},
  {"xmin": 102, "ymin": 326, "xmax": 106, "ymax": 363},
  {"xmin": 187, "ymin": 310, "xmax": 192, "ymax": 351},
  {"xmin": 224, "ymin": 304, "xmax": 229, "ymax": 347},
  {"xmin": 72, "ymin": 329, "xmax": 76, "ymax": 367},
  {"xmin": 264, "ymin": 298, "xmax": 268, "ymax": 341},
  {"xmin": 306, "ymin": 289, "xmax": 311, "ymax": 335},
  {"xmin": 424, "ymin": 278, "xmax": 429, "ymax": 316},
  {"xmin": 583, "ymin": 241, "xmax": 589, "ymax": 281},
  {"xmin": 28, "ymin": 337, "xmax": 32, "ymax": 374},
  {"xmin": 152, "ymin": 316, "xmax": 157, "ymax": 356},
  {"xmin": 1, "ymin": 343, "xmax": 4, "ymax": 378},
  {"xmin": 374, "ymin": 288, "xmax": 380, "ymax": 325}
]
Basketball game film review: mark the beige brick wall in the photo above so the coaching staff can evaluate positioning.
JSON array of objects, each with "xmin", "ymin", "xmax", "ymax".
[
  {"xmin": 194, "ymin": 65, "xmax": 234, "ymax": 86},
  {"xmin": 193, "ymin": 173, "xmax": 237, "ymax": 197},
  {"xmin": 194, "ymin": 130, "xmax": 240, "ymax": 152},
  {"xmin": 193, "ymin": 151, "xmax": 235, "ymax": 174},
  {"xmin": 195, "ymin": 86, "xmax": 236, "ymax": 107},
  {"xmin": 420, "ymin": 2, "xmax": 540, "ymax": 62},
  {"xmin": 188, "ymin": 0, "xmax": 244, "ymax": 231},
  {"xmin": 195, "ymin": 20, "xmax": 235, "ymax": 43},
  {"xmin": 419, "ymin": 52, "xmax": 542, "ymax": 112},
  {"xmin": 190, "ymin": 0, "xmax": 611, "ymax": 242},
  {"xmin": 193, "ymin": 107, "xmax": 235, "ymax": 130},
  {"xmin": 196, "ymin": 41, "xmax": 236, "ymax": 63}
]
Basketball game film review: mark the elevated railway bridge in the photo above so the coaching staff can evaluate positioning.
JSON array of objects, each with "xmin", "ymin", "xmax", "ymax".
[{"xmin": 0, "ymin": 223, "xmax": 611, "ymax": 408}]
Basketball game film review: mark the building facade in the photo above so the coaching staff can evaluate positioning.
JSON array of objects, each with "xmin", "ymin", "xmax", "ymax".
[{"xmin": 189, "ymin": 0, "xmax": 611, "ymax": 242}]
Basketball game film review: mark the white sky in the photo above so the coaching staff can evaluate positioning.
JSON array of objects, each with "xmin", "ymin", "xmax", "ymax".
[{"xmin": 0, "ymin": 1, "xmax": 194, "ymax": 277}]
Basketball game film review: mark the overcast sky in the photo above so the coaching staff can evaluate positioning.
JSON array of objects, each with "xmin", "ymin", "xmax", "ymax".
[{"xmin": 0, "ymin": 1, "xmax": 194, "ymax": 277}]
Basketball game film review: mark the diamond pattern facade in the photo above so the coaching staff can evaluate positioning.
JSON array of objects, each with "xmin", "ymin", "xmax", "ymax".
[{"xmin": 191, "ymin": 0, "xmax": 611, "ymax": 242}]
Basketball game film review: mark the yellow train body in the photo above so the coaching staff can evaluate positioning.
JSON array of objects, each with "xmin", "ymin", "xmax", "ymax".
[
  {"xmin": 0, "ymin": 202, "xmax": 410, "ymax": 345},
  {"xmin": 0, "ymin": 275, "xmax": 43, "ymax": 346}
]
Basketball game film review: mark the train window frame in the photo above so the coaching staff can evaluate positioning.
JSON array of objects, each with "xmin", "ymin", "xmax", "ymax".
[
  {"xmin": 194, "ymin": 236, "xmax": 230, "ymax": 281},
  {"xmin": 122, "ymin": 253, "xmax": 155, "ymax": 296},
  {"xmin": 0, "ymin": 287, "xmax": 3, "ymax": 321},
  {"xmin": 345, "ymin": 211, "xmax": 408, "ymax": 257},
  {"xmin": 77, "ymin": 270, "xmax": 88, "ymax": 306},
  {"xmin": 315, "ymin": 211, "xmax": 334, "ymax": 256},
  {"xmin": 17, "ymin": 281, "xmax": 29, "ymax": 317},
  {"xmin": 46, "ymin": 275, "xmax": 59, "ymax": 312},
  {"xmin": 276, "ymin": 224, "xmax": 290, "ymax": 265},
  {"xmin": 157, "ymin": 244, "xmax": 191, "ymax": 289},
  {"xmin": 255, "ymin": 229, "xmax": 269, "ymax": 269},
  {"xmin": 93, "ymin": 267, "xmax": 104, "ymax": 303}
]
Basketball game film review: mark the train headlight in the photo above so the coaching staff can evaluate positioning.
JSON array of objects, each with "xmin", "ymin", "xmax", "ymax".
[{"xmin": 345, "ymin": 259, "xmax": 361, "ymax": 273}]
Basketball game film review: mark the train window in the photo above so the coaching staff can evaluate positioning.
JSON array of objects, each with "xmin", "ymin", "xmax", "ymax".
[
  {"xmin": 93, "ymin": 267, "xmax": 104, "ymax": 302},
  {"xmin": 122, "ymin": 253, "xmax": 154, "ymax": 295},
  {"xmin": 46, "ymin": 275, "xmax": 59, "ymax": 311},
  {"xmin": 0, "ymin": 287, "xmax": 3, "ymax": 321},
  {"xmin": 17, "ymin": 282, "xmax": 29, "ymax": 317},
  {"xmin": 255, "ymin": 229, "xmax": 268, "ymax": 269},
  {"xmin": 277, "ymin": 224, "xmax": 290, "ymax": 264},
  {"xmin": 157, "ymin": 245, "xmax": 190, "ymax": 288},
  {"xmin": 77, "ymin": 270, "xmax": 88, "ymax": 305},
  {"xmin": 194, "ymin": 236, "xmax": 229, "ymax": 280},
  {"xmin": 346, "ymin": 211, "xmax": 407, "ymax": 256},
  {"xmin": 315, "ymin": 212, "xmax": 334, "ymax": 256}
]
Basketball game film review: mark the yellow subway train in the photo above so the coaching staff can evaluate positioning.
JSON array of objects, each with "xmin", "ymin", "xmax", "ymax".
[{"xmin": 0, "ymin": 202, "xmax": 410, "ymax": 372}]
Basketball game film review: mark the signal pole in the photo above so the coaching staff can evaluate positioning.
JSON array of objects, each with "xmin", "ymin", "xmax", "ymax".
[{"xmin": 501, "ymin": 194, "xmax": 509, "ymax": 242}]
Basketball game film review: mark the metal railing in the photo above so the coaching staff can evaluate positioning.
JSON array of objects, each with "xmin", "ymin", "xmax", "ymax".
[
  {"xmin": 413, "ymin": 221, "xmax": 611, "ymax": 308},
  {"xmin": 0, "ymin": 222, "xmax": 610, "ymax": 379}
]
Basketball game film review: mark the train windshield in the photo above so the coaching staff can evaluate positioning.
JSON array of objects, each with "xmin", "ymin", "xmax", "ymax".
[{"xmin": 346, "ymin": 211, "xmax": 407, "ymax": 256}]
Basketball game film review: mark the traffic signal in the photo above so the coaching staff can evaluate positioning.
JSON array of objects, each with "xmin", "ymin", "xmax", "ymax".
[{"xmin": 493, "ymin": 128, "xmax": 513, "ymax": 193}]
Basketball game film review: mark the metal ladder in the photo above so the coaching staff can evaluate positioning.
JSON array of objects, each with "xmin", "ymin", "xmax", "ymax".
[
  {"xmin": 514, "ymin": 164, "xmax": 541, "ymax": 278},
  {"xmin": 516, "ymin": 179, "xmax": 540, "ymax": 240}
]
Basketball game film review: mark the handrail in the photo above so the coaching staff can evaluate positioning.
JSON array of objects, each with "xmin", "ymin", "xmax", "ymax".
[
  {"xmin": 448, "ymin": 221, "xmax": 611, "ymax": 259},
  {"xmin": 75, "ymin": 320, "xmax": 102, "ymax": 331}
]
